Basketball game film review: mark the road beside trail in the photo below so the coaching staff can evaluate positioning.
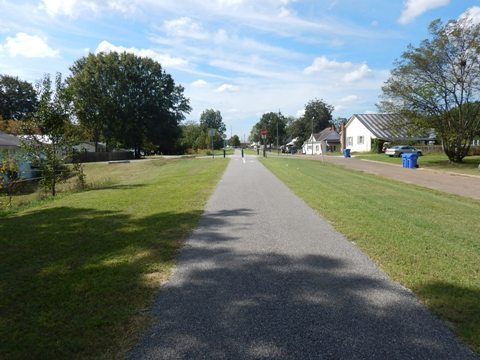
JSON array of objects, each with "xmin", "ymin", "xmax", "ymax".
[
  {"xmin": 304, "ymin": 154, "xmax": 480, "ymax": 200},
  {"xmin": 130, "ymin": 150, "xmax": 478, "ymax": 359}
]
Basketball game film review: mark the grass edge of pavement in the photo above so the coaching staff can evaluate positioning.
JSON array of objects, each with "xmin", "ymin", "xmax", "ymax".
[
  {"xmin": 260, "ymin": 156, "xmax": 480, "ymax": 354},
  {"xmin": 0, "ymin": 157, "xmax": 230, "ymax": 359}
]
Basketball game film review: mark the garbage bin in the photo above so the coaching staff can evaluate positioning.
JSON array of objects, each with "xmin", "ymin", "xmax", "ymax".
[
  {"xmin": 343, "ymin": 149, "xmax": 351, "ymax": 158},
  {"xmin": 402, "ymin": 153, "xmax": 418, "ymax": 168}
]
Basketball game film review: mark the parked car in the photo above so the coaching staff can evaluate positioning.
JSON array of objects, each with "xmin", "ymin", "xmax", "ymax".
[{"xmin": 385, "ymin": 145, "xmax": 422, "ymax": 157}]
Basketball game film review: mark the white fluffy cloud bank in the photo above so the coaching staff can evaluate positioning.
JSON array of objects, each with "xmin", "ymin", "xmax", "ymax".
[
  {"xmin": 94, "ymin": 40, "xmax": 188, "ymax": 68},
  {"xmin": 304, "ymin": 56, "xmax": 373, "ymax": 83},
  {"xmin": 1, "ymin": 32, "xmax": 58, "ymax": 58},
  {"xmin": 398, "ymin": 0, "xmax": 450, "ymax": 24}
]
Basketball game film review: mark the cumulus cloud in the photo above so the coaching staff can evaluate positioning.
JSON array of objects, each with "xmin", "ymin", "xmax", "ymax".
[
  {"xmin": 2, "ymin": 32, "xmax": 58, "ymax": 58},
  {"xmin": 191, "ymin": 79, "xmax": 208, "ymax": 87},
  {"xmin": 296, "ymin": 109, "xmax": 305, "ymax": 117},
  {"xmin": 335, "ymin": 94, "xmax": 360, "ymax": 111},
  {"xmin": 304, "ymin": 56, "xmax": 351, "ymax": 73},
  {"xmin": 343, "ymin": 64, "xmax": 372, "ymax": 82},
  {"xmin": 339, "ymin": 95, "xmax": 359, "ymax": 104},
  {"xmin": 39, "ymin": 0, "xmax": 134, "ymax": 17},
  {"xmin": 216, "ymin": 83, "xmax": 239, "ymax": 92},
  {"xmin": 164, "ymin": 17, "xmax": 209, "ymax": 40},
  {"xmin": 94, "ymin": 40, "xmax": 188, "ymax": 68},
  {"xmin": 304, "ymin": 56, "xmax": 373, "ymax": 82},
  {"xmin": 459, "ymin": 6, "xmax": 480, "ymax": 24},
  {"xmin": 398, "ymin": 0, "xmax": 450, "ymax": 25}
]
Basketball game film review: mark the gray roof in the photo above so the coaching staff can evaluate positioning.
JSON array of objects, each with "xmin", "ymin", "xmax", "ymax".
[
  {"xmin": 313, "ymin": 128, "xmax": 340, "ymax": 142},
  {"xmin": 349, "ymin": 114, "xmax": 409, "ymax": 141},
  {"xmin": 0, "ymin": 131, "xmax": 21, "ymax": 149}
]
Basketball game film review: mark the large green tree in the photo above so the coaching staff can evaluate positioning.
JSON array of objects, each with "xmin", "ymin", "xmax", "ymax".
[
  {"xmin": 229, "ymin": 134, "xmax": 241, "ymax": 147},
  {"xmin": 199, "ymin": 109, "xmax": 225, "ymax": 149},
  {"xmin": 68, "ymin": 52, "xmax": 191, "ymax": 156},
  {"xmin": 380, "ymin": 17, "xmax": 480, "ymax": 163},
  {"xmin": 250, "ymin": 112, "xmax": 287, "ymax": 146},
  {"xmin": 286, "ymin": 99, "xmax": 334, "ymax": 146},
  {"xmin": 179, "ymin": 121, "xmax": 204, "ymax": 151},
  {"xmin": 200, "ymin": 109, "xmax": 226, "ymax": 133},
  {"xmin": 0, "ymin": 75, "xmax": 38, "ymax": 120}
]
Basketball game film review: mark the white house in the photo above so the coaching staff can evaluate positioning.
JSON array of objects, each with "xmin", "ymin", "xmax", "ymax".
[
  {"xmin": 343, "ymin": 113, "xmax": 435, "ymax": 153},
  {"xmin": 302, "ymin": 127, "xmax": 340, "ymax": 155}
]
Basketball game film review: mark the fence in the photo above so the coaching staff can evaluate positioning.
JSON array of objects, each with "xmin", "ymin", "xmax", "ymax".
[
  {"xmin": 73, "ymin": 151, "xmax": 134, "ymax": 163},
  {"xmin": 415, "ymin": 145, "xmax": 480, "ymax": 155}
]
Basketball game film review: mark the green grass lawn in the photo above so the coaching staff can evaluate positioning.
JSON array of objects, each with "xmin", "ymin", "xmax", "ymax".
[
  {"xmin": 355, "ymin": 152, "xmax": 480, "ymax": 176},
  {"xmin": 0, "ymin": 157, "xmax": 229, "ymax": 359},
  {"xmin": 261, "ymin": 157, "xmax": 480, "ymax": 353}
]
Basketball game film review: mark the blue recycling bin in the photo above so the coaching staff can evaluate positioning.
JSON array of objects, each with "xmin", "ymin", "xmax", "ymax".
[
  {"xmin": 402, "ymin": 153, "xmax": 418, "ymax": 168},
  {"xmin": 343, "ymin": 149, "xmax": 351, "ymax": 158}
]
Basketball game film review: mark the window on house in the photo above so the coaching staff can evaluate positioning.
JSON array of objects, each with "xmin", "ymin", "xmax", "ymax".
[
  {"xmin": 357, "ymin": 136, "xmax": 364, "ymax": 145},
  {"xmin": 347, "ymin": 137, "xmax": 353, "ymax": 146},
  {"xmin": 316, "ymin": 145, "xmax": 319, "ymax": 152}
]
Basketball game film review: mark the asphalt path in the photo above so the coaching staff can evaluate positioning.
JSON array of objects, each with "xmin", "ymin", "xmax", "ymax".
[{"xmin": 130, "ymin": 150, "xmax": 478, "ymax": 359}]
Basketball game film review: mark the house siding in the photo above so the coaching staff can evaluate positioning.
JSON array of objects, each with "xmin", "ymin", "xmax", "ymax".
[{"xmin": 345, "ymin": 117, "xmax": 375, "ymax": 152}]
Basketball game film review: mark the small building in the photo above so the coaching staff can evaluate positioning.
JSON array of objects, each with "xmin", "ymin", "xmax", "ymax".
[
  {"xmin": 342, "ymin": 113, "xmax": 435, "ymax": 153},
  {"xmin": 302, "ymin": 126, "xmax": 340, "ymax": 155},
  {"xmin": 0, "ymin": 131, "xmax": 21, "ymax": 153},
  {"xmin": 0, "ymin": 132, "xmax": 35, "ymax": 179}
]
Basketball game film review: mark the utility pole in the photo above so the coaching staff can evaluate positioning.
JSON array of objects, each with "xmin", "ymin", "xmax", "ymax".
[{"xmin": 311, "ymin": 116, "xmax": 314, "ymax": 155}]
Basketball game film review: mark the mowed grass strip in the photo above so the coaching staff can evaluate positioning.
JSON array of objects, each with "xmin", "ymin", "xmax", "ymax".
[
  {"xmin": 0, "ymin": 157, "xmax": 229, "ymax": 359},
  {"xmin": 261, "ymin": 157, "xmax": 480, "ymax": 353},
  {"xmin": 355, "ymin": 153, "xmax": 480, "ymax": 176}
]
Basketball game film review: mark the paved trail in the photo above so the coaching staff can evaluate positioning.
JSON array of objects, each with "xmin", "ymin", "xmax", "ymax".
[{"xmin": 130, "ymin": 151, "xmax": 477, "ymax": 359}]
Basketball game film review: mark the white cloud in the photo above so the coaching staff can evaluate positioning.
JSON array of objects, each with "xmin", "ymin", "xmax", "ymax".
[
  {"xmin": 304, "ymin": 56, "xmax": 373, "ymax": 83},
  {"xmin": 192, "ymin": 79, "xmax": 208, "ymax": 87},
  {"xmin": 40, "ymin": 0, "xmax": 77, "ymax": 16},
  {"xmin": 164, "ymin": 17, "xmax": 209, "ymax": 40},
  {"xmin": 94, "ymin": 40, "xmax": 188, "ymax": 68},
  {"xmin": 344, "ymin": 64, "xmax": 372, "ymax": 82},
  {"xmin": 338, "ymin": 95, "xmax": 359, "ymax": 104},
  {"xmin": 217, "ymin": 0, "xmax": 245, "ymax": 8},
  {"xmin": 296, "ymin": 109, "xmax": 305, "ymax": 117},
  {"xmin": 459, "ymin": 6, "xmax": 480, "ymax": 24},
  {"xmin": 398, "ymin": 0, "xmax": 450, "ymax": 25},
  {"xmin": 304, "ymin": 56, "xmax": 351, "ymax": 74},
  {"xmin": 39, "ymin": 0, "xmax": 134, "ymax": 17},
  {"xmin": 2, "ymin": 32, "xmax": 58, "ymax": 58},
  {"xmin": 216, "ymin": 83, "xmax": 239, "ymax": 92},
  {"xmin": 334, "ymin": 94, "xmax": 360, "ymax": 111}
]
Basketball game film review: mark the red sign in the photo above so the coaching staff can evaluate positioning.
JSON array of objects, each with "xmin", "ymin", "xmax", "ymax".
[{"xmin": 260, "ymin": 128, "xmax": 268, "ymax": 136}]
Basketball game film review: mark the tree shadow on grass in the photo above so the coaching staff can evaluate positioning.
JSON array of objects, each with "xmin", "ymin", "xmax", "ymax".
[
  {"xmin": 0, "ymin": 206, "xmax": 238, "ymax": 359},
  {"xmin": 413, "ymin": 281, "xmax": 480, "ymax": 354}
]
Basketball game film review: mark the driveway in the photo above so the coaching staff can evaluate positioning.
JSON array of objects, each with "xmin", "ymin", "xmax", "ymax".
[{"xmin": 129, "ymin": 151, "xmax": 477, "ymax": 359}]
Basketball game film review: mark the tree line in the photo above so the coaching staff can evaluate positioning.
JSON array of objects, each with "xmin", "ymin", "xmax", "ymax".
[
  {"xmin": 1, "ymin": 52, "xmax": 193, "ymax": 156},
  {"xmin": 248, "ymin": 99, "xmax": 339, "ymax": 149}
]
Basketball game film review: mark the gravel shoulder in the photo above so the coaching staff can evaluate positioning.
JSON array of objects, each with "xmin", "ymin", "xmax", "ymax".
[{"xmin": 129, "ymin": 151, "xmax": 478, "ymax": 359}]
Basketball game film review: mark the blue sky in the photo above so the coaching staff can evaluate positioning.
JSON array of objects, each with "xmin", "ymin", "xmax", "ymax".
[{"xmin": 0, "ymin": 0, "xmax": 479, "ymax": 139}]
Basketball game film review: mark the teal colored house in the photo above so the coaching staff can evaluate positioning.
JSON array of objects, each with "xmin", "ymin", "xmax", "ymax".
[{"xmin": 0, "ymin": 131, "xmax": 34, "ymax": 180}]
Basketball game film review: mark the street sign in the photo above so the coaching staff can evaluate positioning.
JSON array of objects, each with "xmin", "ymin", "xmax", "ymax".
[{"xmin": 208, "ymin": 128, "xmax": 216, "ymax": 136}]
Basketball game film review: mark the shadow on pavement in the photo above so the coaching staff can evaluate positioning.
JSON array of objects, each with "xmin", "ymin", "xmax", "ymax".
[{"xmin": 130, "ymin": 208, "xmax": 477, "ymax": 360}]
